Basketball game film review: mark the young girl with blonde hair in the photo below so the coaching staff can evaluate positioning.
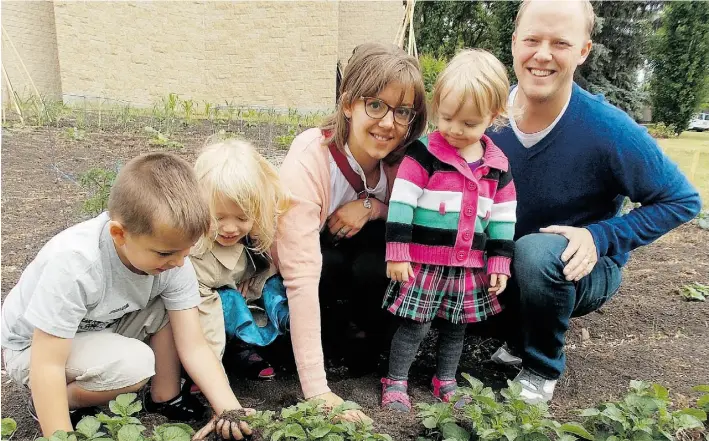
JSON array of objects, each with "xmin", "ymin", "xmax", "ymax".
[
  {"xmin": 191, "ymin": 138, "xmax": 291, "ymax": 384},
  {"xmin": 381, "ymin": 49, "xmax": 517, "ymax": 412}
]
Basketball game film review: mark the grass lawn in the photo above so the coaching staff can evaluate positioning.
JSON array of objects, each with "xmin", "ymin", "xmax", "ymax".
[{"xmin": 657, "ymin": 130, "xmax": 709, "ymax": 207}]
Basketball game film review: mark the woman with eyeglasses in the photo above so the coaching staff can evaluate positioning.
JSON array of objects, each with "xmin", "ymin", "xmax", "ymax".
[{"xmin": 273, "ymin": 42, "xmax": 427, "ymax": 421}]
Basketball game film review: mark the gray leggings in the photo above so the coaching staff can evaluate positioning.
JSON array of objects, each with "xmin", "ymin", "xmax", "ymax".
[{"xmin": 388, "ymin": 319, "xmax": 467, "ymax": 381}]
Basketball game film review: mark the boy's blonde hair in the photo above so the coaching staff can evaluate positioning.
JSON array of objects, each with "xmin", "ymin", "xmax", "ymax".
[
  {"xmin": 431, "ymin": 49, "xmax": 510, "ymax": 130},
  {"xmin": 321, "ymin": 42, "xmax": 428, "ymax": 165},
  {"xmin": 108, "ymin": 152, "xmax": 210, "ymax": 241},
  {"xmin": 193, "ymin": 138, "xmax": 291, "ymax": 255}
]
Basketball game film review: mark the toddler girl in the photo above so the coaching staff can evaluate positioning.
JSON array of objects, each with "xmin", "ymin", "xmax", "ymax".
[
  {"xmin": 192, "ymin": 138, "xmax": 291, "ymax": 383},
  {"xmin": 381, "ymin": 49, "xmax": 517, "ymax": 411}
]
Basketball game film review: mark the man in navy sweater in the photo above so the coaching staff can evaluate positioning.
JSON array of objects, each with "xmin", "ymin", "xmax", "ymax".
[{"xmin": 487, "ymin": 0, "xmax": 701, "ymax": 404}]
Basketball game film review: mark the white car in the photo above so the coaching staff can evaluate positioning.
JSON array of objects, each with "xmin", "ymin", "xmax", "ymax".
[{"xmin": 688, "ymin": 113, "xmax": 709, "ymax": 131}]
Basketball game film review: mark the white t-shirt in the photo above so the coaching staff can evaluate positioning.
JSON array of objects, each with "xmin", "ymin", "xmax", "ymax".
[
  {"xmin": 0, "ymin": 212, "xmax": 200, "ymax": 351},
  {"xmin": 327, "ymin": 144, "xmax": 388, "ymax": 216},
  {"xmin": 509, "ymin": 86, "xmax": 571, "ymax": 148}
]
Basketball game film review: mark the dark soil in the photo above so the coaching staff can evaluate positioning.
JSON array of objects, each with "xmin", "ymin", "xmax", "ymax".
[{"xmin": 2, "ymin": 126, "xmax": 708, "ymax": 441}]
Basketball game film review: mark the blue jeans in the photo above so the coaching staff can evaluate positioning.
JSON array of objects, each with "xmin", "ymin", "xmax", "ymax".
[{"xmin": 507, "ymin": 233, "xmax": 623, "ymax": 380}]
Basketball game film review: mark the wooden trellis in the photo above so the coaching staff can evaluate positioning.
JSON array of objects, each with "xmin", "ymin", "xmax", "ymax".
[{"xmin": 394, "ymin": 0, "xmax": 418, "ymax": 58}]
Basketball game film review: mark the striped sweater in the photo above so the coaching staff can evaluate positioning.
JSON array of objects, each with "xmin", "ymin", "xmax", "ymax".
[{"xmin": 385, "ymin": 131, "xmax": 517, "ymax": 276}]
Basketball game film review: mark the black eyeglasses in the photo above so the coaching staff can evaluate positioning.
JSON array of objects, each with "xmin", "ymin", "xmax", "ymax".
[{"xmin": 360, "ymin": 96, "xmax": 416, "ymax": 126}]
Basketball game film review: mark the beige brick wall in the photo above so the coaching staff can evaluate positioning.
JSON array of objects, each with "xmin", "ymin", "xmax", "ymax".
[
  {"xmin": 3, "ymin": 1, "xmax": 403, "ymax": 112},
  {"xmin": 338, "ymin": 1, "xmax": 404, "ymax": 67},
  {"xmin": 53, "ymin": 1, "xmax": 338, "ymax": 111},
  {"xmin": 1, "ymin": 1, "xmax": 62, "ymax": 104}
]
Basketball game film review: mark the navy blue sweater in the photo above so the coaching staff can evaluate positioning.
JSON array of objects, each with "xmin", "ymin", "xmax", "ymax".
[{"xmin": 487, "ymin": 84, "xmax": 702, "ymax": 266}]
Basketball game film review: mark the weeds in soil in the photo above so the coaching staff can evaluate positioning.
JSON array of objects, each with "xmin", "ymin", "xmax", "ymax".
[
  {"xmin": 275, "ymin": 126, "xmax": 299, "ymax": 150},
  {"xmin": 1, "ymin": 418, "xmax": 17, "ymax": 440},
  {"xmin": 679, "ymin": 282, "xmax": 708, "ymax": 302},
  {"xmin": 144, "ymin": 127, "xmax": 183, "ymax": 150},
  {"xmin": 64, "ymin": 127, "xmax": 85, "ymax": 141},
  {"xmin": 79, "ymin": 167, "xmax": 118, "ymax": 216}
]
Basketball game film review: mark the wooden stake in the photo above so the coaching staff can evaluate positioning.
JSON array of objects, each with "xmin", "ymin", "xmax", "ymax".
[
  {"xmin": 2, "ymin": 25, "xmax": 46, "ymax": 115},
  {"xmin": 2, "ymin": 62, "xmax": 25, "ymax": 125}
]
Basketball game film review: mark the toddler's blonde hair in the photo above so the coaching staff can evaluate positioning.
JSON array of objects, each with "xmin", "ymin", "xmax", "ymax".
[
  {"xmin": 193, "ymin": 138, "xmax": 291, "ymax": 255},
  {"xmin": 431, "ymin": 49, "xmax": 510, "ymax": 130}
]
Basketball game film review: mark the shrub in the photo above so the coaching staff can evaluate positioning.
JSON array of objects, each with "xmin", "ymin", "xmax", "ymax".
[{"xmin": 647, "ymin": 122, "xmax": 678, "ymax": 139}]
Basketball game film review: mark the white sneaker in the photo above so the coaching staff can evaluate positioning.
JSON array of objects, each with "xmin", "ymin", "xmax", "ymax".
[
  {"xmin": 491, "ymin": 343, "xmax": 522, "ymax": 366},
  {"xmin": 514, "ymin": 369, "xmax": 557, "ymax": 404}
]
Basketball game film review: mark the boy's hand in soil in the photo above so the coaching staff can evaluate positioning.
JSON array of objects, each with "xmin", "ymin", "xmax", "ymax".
[
  {"xmin": 310, "ymin": 391, "xmax": 372, "ymax": 424},
  {"xmin": 489, "ymin": 274, "xmax": 508, "ymax": 295},
  {"xmin": 193, "ymin": 408, "xmax": 255, "ymax": 441},
  {"xmin": 387, "ymin": 261, "xmax": 414, "ymax": 283}
]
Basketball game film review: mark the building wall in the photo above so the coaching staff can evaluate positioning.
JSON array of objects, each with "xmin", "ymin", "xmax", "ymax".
[
  {"xmin": 1, "ymin": 1, "xmax": 62, "ymax": 103},
  {"xmin": 338, "ymin": 1, "xmax": 404, "ymax": 68},
  {"xmin": 53, "ymin": 1, "xmax": 338, "ymax": 111},
  {"xmin": 3, "ymin": 1, "xmax": 403, "ymax": 112}
]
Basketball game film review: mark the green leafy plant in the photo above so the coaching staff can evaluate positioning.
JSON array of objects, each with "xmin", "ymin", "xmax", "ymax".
[
  {"xmin": 417, "ymin": 374, "xmax": 589, "ymax": 441},
  {"xmin": 646, "ymin": 122, "xmax": 678, "ymax": 139},
  {"xmin": 181, "ymin": 99, "xmax": 196, "ymax": 122},
  {"xmin": 693, "ymin": 385, "xmax": 709, "ymax": 413},
  {"xmin": 79, "ymin": 167, "xmax": 118, "ymax": 216},
  {"xmin": 697, "ymin": 211, "xmax": 709, "ymax": 231},
  {"xmin": 35, "ymin": 431, "xmax": 78, "ymax": 441},
  {"xmin": 1, "ymin": 418, "xmax": 17, "ymax": 440},
  {"xmin": 679, "ymin": 282, "xmax": 708, "ymax": 302},
  {"xmin": 242, "ymin": 399, "xmax": 392, "ymax": 441},
  {"xmin": 275, "ymin": 126, "xmax": 299, "ymax": 150},
  {"xmin": 419, "ymin": 54, "xmax": 447, "ymax": 100},
  {"xmin": 144, "ymin": 126, "xmax": 183, "ymax": 149},
  {"xmin": 65, "ymin": 127, "xmax": 85, "ymax": 141},
  {"xmin": 578, "ymin": 381, "xmax": 706, "ymax": 441},
  {"xmin": 55, "ymin": 394, "xmax": 193, "ymax": 441}
]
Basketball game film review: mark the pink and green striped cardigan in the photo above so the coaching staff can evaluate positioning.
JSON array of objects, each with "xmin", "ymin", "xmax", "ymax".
[{"xmin": 385, "ymin": 131, "xmax": 517, "ymax": 276}]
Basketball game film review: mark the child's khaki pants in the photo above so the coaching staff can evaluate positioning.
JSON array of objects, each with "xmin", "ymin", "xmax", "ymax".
[{"xmin": 3, "ymin": 297, "xmax": 169, "ymax": 392}]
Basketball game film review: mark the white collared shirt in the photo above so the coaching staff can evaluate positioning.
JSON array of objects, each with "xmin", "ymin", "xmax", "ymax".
[{"xmin": 327, "ymin": 144, "xmax": 388, "ymax": 216}]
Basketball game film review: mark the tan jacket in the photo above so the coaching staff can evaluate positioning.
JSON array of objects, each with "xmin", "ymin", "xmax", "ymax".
[
  {"xmin": 272, "ymin": 128, "xmax": 399, "ymax": 398},
  {"xmin": 191, "ymin": 242, "xmax": 276, "ymax": 358}
]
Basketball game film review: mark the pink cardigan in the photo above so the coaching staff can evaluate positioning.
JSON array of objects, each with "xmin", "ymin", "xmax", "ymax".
[{"xmin": 272, "ymin": 128, "xmax": 399, "ymax": 398}]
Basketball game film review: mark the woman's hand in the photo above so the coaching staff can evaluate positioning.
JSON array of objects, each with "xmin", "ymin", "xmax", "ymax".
[
  {"xmin": 192, "ymin": 409, "xmax": 255, "ymax": 440},
  {"xmin": 327, "ymin": 200, "xmax": 372, "ymax": 240},
  {"xmin": 309, "ymin": 392, "xmax": 372, "ymax": 424},
  {"xmin": 387, "ymin": 261, "xmax": 414, "ymax": 283}
]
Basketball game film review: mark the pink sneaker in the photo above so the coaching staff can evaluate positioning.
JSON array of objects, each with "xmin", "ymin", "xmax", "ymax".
[
  {"xmin": 380, "ymin": 378, "xmax": 411, "ymax": 412},
  {"xmin": 431, "ymin": 375, "xmax": 458, "ymax": 403}
]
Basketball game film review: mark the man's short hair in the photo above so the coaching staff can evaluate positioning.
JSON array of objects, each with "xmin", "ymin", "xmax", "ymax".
[
  {"xmin": 108, "ymin": 152, "xmax": 210, "ymax": 241},
  {"xmin": 515, "ymin": 0, "xmax": 596, "ymax": 38}
]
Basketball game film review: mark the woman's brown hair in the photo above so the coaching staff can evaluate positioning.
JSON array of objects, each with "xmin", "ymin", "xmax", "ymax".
[{"xmin": 320, "ymin": 43, "xmax": 427, "ymax": 165}]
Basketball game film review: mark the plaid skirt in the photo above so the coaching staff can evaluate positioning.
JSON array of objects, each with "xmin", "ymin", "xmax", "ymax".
[{"xmin": 382, "ymin": 263, "xmax": 502, "ymax": 324}]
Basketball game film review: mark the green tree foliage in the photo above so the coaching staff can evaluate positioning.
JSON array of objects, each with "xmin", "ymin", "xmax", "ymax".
[
  {"xmin": 414, "ymin": 1, "xmax": 519, "ymax": 78},
  {"xmin": 650, "ymin": 1, "xmax": 709, "ymax": 132},
  {"xmin": 576, "ymin": 2, "xmax": 660, "ymax": 117}
]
